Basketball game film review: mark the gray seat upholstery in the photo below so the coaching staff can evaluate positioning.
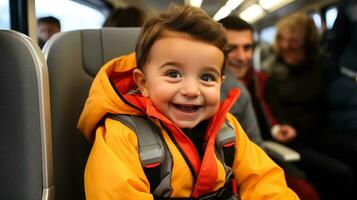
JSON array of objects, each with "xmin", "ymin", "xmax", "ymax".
[
  {"xmin": 43, "ymin": 28, "xmax": 140, "ymax": 200},
  {"xmin": 0, "ymin": 30, "xmax": 54, "ymax": 200}
]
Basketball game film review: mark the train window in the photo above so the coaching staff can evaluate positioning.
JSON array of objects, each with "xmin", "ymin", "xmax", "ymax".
[
  {"xmin": 259, "ymin": 26, "xmax": 276, "ymax": 44},
  {"xmin": 35, "ymin": 0, "xmax": 105, "ymax": 31},
  {"xmin": 325, "ymin": 6, "xmax": 338, "ymax": 29},
  {"xmin": 311, "ymin": 12, "xmax": 322, "ymax": 32},
  {"xmin": 0, "ymin": 0, "xmax": 10, "ymax": 29}
]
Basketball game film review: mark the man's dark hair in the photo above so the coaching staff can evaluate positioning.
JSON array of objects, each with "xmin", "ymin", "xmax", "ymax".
[
  {"xmin": 218, "ymin": 15, "xmax": 253, "ymax": 32},
  {"xmin": 38, "ymin": 16, "xmax": 61, "ymax": 29}
]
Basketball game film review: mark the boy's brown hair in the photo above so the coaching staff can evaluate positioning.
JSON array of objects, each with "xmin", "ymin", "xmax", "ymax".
[{"xmin": 135, "ymin": 4, "xmax": 229, "ymax": 73}]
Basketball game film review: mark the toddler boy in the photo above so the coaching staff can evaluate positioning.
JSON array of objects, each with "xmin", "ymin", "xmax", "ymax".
[{"xmin": 78, "ymin": 5, "xmax": 298, "ymax": 200}]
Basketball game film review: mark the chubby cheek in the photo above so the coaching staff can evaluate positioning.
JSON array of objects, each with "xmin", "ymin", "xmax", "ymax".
[
  {"xmin": 205, "ymin": 87, "xmax": 221, "ymax": 109},
  {"xmin": 147, "ymin": 83, "xmax": 174, "ymax": 104}
]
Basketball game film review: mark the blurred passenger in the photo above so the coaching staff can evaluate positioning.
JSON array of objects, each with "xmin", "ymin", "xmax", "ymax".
[
  {"xmin": 324, "ymin": 0, "xmax": 357, "ymax": 180},
  {"xmin": 263, "ymin": 12, "xmax": 355, "ymax": 199},
  {"xmin": 37, "ymin": 16, "xmax": 61, "ymax": 48},
  {"xmin": 220, "ymin": 16, "xmax": 298, "ymax": 143},
  {"xmin": 219, "ymin": 15, "xmax": 320, "ymax": 200},
  {"xmin": 103, "ymin": 6, "xmax": 146, "ymax": 27},
  {"xmin": 263, "ymin": 13, "xmax": 327, "ymax": 141}
]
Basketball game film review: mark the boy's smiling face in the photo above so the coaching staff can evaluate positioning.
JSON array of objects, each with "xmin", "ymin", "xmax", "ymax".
[{"xmin": 134, "ymin": 32, "xmax": 225, "ymax": 129}]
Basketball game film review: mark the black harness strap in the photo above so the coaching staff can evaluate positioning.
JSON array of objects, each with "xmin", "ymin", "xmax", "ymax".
[
  {"xmin": 215, "ymin": 121, "xmax": 236, "ymax": 167},
  {"xmin": 108, "ymin": 114, "xmax": 166, "ymax": 194}
]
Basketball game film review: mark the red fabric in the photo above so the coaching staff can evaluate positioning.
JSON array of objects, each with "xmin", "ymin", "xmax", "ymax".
[
  {"xmin": 192, "ymin": 89, "xmax": 240, "ymax": 197},
  {"xmin": 110, "ymin": 69, "xmax": 136, "ymax": 95},
  {"xmin": 286, "ymin": 176, "xmax": 320, "ymax": 200},
  {"xmin": 243, "ymin": 68, "xmax": 278, "ymax": 126}
]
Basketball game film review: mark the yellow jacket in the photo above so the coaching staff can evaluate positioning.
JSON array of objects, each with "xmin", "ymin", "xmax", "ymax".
[{"xmin": 78, "ymin": 53, "xmax": 299, "ymax": 200}]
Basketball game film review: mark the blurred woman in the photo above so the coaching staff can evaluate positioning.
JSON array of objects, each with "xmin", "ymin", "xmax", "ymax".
[
  {"xmin": 264, "ymin": 13, "xmax": 326, "ymax": 139},
  {"xmin": 263, "ymin": 12, "xmax": 355, "ymax": 200}
]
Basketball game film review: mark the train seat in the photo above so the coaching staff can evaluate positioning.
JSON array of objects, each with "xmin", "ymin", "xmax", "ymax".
[
  {"xmin": 0, "ymin": 30, "xmax": 54, "ymax": 200},
  {"xmin": 43, "ymin": 28, "xmax": 140, "ymax": 200}
]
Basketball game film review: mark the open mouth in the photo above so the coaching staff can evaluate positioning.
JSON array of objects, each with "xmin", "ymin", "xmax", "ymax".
[{"xmin": 173, "ymin": 104, "xmax": 201, "ymax": 113}]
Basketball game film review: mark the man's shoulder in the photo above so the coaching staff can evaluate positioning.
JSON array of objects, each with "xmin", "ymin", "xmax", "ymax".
[
  {"xmin": 222, "ymin": 71, "xmax": 243, "ymax": 88},
  {"xmin": 222, "ymin": 76, "xmax": 251, "ymax": 104}
]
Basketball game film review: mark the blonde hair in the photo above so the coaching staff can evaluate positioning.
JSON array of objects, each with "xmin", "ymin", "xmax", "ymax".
[{"xmin": 274, "ymin": 12, "xmax": 319, "ymax": 56}]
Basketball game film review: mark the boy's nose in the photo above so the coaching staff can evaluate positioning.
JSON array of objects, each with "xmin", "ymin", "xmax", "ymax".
[{"xmin": 180, "ymin": 79, "xmax": 200, "ymax": 97}]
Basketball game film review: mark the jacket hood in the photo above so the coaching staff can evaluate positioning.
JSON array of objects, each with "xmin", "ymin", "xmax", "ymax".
[{"xmin": 78, "ymin": 53, "xmax": 143, "ymax": 141}]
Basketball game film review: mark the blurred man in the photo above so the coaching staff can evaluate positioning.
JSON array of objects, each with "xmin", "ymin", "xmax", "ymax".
[
  {"xmin": 37, "ymin": 16, "xmax": 61, "ymax": 48},
  {"xmin": 219, "ymin": 16, "xmax": 296, "ymax": 142},
  {"xmin": 219, "ymin": 16, "xmax": 322, "ymax": 200}
]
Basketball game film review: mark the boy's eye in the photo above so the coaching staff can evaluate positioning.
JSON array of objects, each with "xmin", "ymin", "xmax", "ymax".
[
  {"xmin": 166, "ymin": 70, "xmax": 181, "ymax": 78},
  {"xmin": 201, "ymin": 74, "xmax": 216, "ymax": 82}
]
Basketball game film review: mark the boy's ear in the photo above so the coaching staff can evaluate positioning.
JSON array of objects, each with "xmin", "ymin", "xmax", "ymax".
[
  {"xmin": 221, "ymin": 75, "xmax": 226, "ymax": 83},
  {"xmin": 133, "ymin": 69, "xmax": 149, "ymax": 97}
]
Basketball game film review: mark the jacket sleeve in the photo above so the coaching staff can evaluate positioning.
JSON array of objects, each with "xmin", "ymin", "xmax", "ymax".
[
  {"xmin": 226, "ymin": 113, "xmax": 299, "ymax": 200},
  {"xmin": 84, "ymin": 118, "xmax": 153, "ymax": 200},
  {"xmin": 264, "ymin": 75, "xmax": 289, "ymax": 125}
]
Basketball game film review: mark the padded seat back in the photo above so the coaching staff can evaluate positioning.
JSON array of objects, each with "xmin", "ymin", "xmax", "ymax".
[
  {"xmin": 0, "ymin": 30, "xmax": 54, "ymax": 200},
  {"xmin": 43, "ymin": 28, "xmax": 140, "ymax": 200}
]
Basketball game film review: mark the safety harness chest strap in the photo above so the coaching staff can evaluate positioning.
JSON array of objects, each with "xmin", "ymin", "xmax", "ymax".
[
  {"xmin": 108, "ymin": 114, "xmax": 171, "ymax": 195},
  {"xmin": 109, "ymin": 114, "xmax": 239, "ymax": 199}
]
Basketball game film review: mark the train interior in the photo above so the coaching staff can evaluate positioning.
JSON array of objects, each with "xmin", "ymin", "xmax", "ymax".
[{"xmin": 1, "ymin": 0, "xmax": 355, "ymax": 200}]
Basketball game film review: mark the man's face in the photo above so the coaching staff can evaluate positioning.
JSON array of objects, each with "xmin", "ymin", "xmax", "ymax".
[
  {"xmin": 134, "ymin": 32, "xmax": 224, "ymax": 129},
  {"xmin": 226, "ymin": 29, "xmax": 253, "ymax": 79},
  {"xmin": 38, "ymin": 22, "xmax": 60, "ymax": 42}
]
